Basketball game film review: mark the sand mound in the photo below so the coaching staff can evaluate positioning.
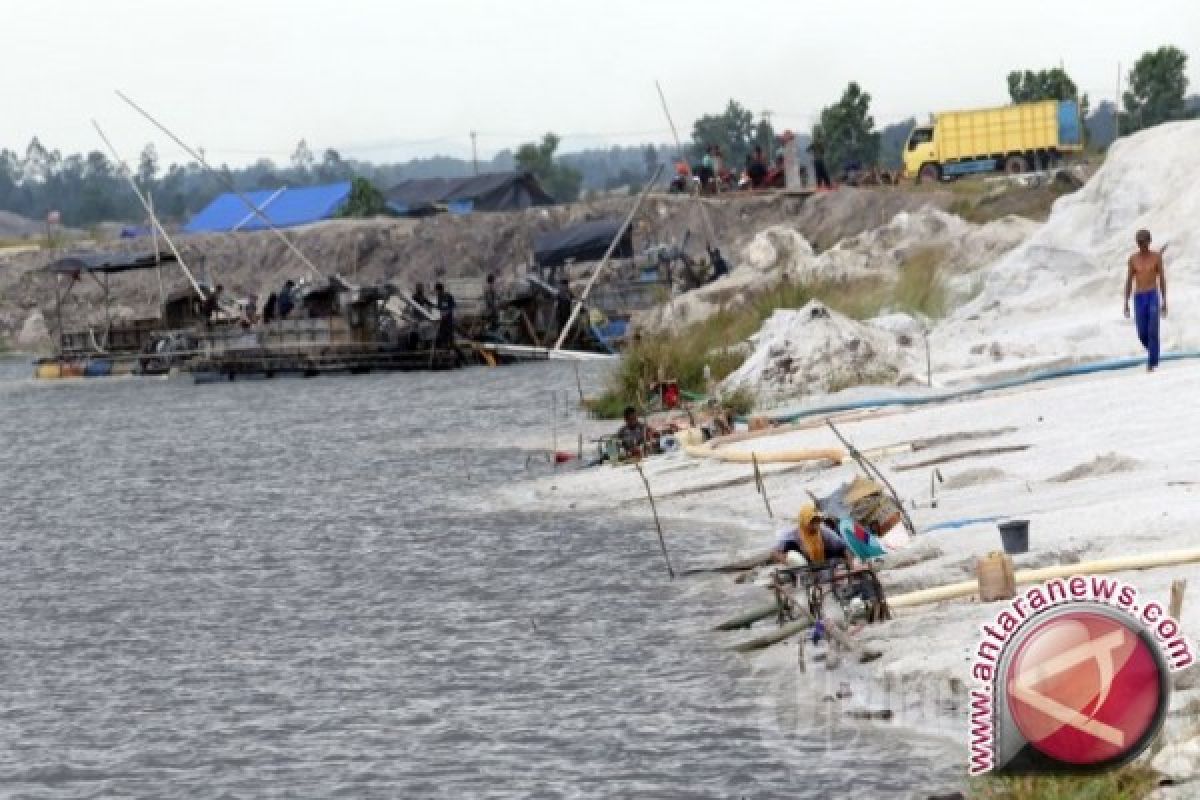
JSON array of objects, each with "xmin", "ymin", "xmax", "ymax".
[
  {"xmin": 634, "ymin": 226, "xmax": 813, "ymax": 332},
  {"xmin": 1048, "ymin": 452, "xmax": 1141, "ymax": 483},
  {"xmin": 940, "ymin": 467, "xmax": 1010, "ymax": 489},
  {"xmin": 719, "ymin": 300, "xmax": 917, "ymax": 401},
  {"xmin": 933, "ymin": 120, "xmax": 1200, "ymax": 377},
  {"xmin": 787, "ymin": 209, "xmax": 1034, "ymax": 292},
  {"xmin": 635, "ymin": 208, "xmax": 1033, "ymax": 335}
]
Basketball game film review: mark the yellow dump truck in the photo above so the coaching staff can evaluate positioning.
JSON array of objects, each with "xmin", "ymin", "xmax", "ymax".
[{"xmin": 904, "ymin": 99, "xmax": 1083, "ymax": 183}]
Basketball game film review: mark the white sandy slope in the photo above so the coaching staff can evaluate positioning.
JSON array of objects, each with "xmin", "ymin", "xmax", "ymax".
[
  {"xmin": 634, "ymin": 210, "xmax": 1033, "ymax": 339},
  {"xmin": 790, "ymin": 209, "xmax": 1035, "ymax": 302},
  {"xmin": 932, "ymin": 120, "xmax": 1200, "ymax": 383},
  {"xmin": 500, "ymin": 360, "xmax": 1200, "ymax": 770}
]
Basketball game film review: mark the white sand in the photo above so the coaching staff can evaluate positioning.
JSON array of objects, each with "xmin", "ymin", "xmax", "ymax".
[
  {"xmin": 501, "ymin": 122, "xmax": 1200, "ymax": 772},
  {"xmin": 719, "ymin": 300, "xmax": 921, "ymax": 403},
  {"xmin": 503, "ymin": 361, "xmax": 1200, "ymax": 758},
  {"xmin": 932, "ymin": 121, "xmax": 1200, "ymax": 384}
]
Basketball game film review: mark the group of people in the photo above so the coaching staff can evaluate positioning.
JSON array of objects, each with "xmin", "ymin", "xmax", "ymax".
[
  {"xmin": 669, "ymin": 136, "xmax": 834, "ymax": 194},
  {"xmin": 200, "ymin": 280, "xmax": 296, "ymax": 328}
]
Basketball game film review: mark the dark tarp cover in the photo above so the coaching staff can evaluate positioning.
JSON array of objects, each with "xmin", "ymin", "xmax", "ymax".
[
  {"xmin": 47, "ymin": 251, "xmax": 178, "ymax": 275},
  {"xmin": 385, "ymin": 171, "xmax": 553, "ymax": 216},
  {"xmin": 533, "ymin": 218, "xmax": 633, "ymax": 268}
]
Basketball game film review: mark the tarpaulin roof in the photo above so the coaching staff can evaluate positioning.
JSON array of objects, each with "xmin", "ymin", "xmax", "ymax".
[
  {"xmin": 184, "ymin": 181, "xmax": 353, "ymax": 233},
  {"xmin": 385, "ymin": 171, "xmax": 553, "ymax": 216},
  {"xmin": 47, "ymin": 251, "xmax": 178, "ymax": 275},
  {"xmin": 533, "ymin": 218, "xmax": 633, "ymax": 268}
]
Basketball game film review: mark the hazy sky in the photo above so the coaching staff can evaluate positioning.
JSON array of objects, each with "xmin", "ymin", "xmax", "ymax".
[{"xmin": 8, "ymin": 0, "xmax": 1199, "ymax": 166}]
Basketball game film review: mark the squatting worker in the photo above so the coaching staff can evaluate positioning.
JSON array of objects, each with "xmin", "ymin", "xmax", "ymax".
[
  {"xmin": 1124, "ymin": 229, "xmax": 1168, "ymax": 371},
  {"xmin": 616, "ymin": 406, "xmax": 656, "ymax": 458},
  {"xmin": 771, "ymin": 503, "xmax": 848, "ymax": 567}
]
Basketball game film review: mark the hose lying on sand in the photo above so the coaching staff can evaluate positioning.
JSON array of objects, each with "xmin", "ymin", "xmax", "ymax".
[
  {"xmin": 761, "ymin": 351, "xmax": 1200, "ymax": 426},
  {"xmin": 684, "ymin": 442, "xmax": 845, "ymax": 464},
  {"xmin": 888, "ymin": 547, "xmax": 1200, "ymax": 610}
]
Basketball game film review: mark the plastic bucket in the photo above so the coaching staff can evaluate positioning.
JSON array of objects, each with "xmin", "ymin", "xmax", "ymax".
[{"xmin": 998, "ymin": 520, "xmax": 1030, "ymax": 555}]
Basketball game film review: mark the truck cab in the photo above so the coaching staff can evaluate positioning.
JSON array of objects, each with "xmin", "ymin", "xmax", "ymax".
[{"xmin": 903, "ymin": 127, "xmax": 938, "ymax": 183}]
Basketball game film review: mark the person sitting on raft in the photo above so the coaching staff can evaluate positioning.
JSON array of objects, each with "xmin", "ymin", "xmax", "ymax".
[
  {"xmin": 616, "ymin": 405, "xmax": 658, "ymax": 458},
  {"xmin": 771, "ymin": 503, "xmax": 850, "ymax": 568}
]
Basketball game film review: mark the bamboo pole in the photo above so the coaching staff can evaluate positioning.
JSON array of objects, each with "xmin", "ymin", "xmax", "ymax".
[
  {"xmin": 149, "ymin": 192, "xmax": 166, "ymax": 311},
  {"xmin": 1169, "ymin": 579, "xmax": 1187, "ymax": 620},
  {"xmin": 889, "ymin": 548, "xmax": 1200, "ymax": 611},
  {"xmin": 752, "ymin": 452, "xmax": 774, "ymax": 518},
  {"xmin": 827, "ymin": 420, "xmax": 916, "ymax": 537},
  {"xmin": 731, "ymin": 617, "xmax": 812, "ymax": 653},
  {"xmin": 714, "ymin": 601, "xmax": 782, "ymax": 631},
  {"xmin": 115, "ymin": 90, "xmax": 325, "ymax": 285},
  {"xmin": 553, "ymin": 164, "xmax": 663, "ymax": 350},
  {"xmin": 655, "ymin": 80, "xmax": 719, "ymax": 248},
  {"xmin": 634, "ymin": 461, "xmax": 675, "ymax": 580},
  {"xmin": 92, "ymin": 120, "xmax": 206, "ymax": 301},
  {"xmin": 684, "ymin": 552, "xmax": 774, "ymax": 577}
]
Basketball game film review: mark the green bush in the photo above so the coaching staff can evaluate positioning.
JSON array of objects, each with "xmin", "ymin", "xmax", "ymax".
[{"xmin": 969, "ymin": 765, "xmax": 1159, "ymax": 800}]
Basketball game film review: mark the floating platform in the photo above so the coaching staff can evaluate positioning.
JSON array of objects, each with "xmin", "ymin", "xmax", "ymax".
[{"xmin": 188, "ymin": 346, "xmax": 473, "ymax": 383}]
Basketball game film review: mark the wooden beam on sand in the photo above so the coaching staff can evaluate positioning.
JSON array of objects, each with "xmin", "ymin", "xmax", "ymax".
[{"xmin": 894, "ymin": 444, "xmax": 1031, "ymax": 471}]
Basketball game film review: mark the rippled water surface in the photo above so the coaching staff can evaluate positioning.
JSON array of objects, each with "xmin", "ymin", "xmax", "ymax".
[{"xmin": 0, "ymin": 357, "xmax": 958, "ymax": 798}]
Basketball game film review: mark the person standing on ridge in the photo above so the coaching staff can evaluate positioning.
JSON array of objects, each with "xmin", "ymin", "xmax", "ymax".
[
  {"xmin": 1124, "ymin": 229, "xmax": 1168, "ymax": 371},
  {"xmin": 808, "ymin": 138, "xmax": 832, "ymax": 190}
]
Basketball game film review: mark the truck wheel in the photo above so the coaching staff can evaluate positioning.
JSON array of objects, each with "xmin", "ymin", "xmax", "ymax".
[
  {"xmin": 917, "ymin": 163, "xmax": 940, "ymax": 184},
  {"xmin": 1004, "ymin": 155, "xmax": 1028, "ymax": 174}
]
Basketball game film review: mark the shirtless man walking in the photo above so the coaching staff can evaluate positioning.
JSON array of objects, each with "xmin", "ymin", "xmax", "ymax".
[{"xmin": 1124, "ymin": 229, "xmax": 1168, "ymax": 371}]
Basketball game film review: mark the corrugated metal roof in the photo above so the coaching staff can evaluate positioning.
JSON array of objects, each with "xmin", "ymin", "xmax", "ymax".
[{"xmin": 184, "ymin": 182, "xmax": 353, "ymax": 233}]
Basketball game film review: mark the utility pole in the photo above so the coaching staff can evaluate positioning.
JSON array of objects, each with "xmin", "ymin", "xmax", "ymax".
[{"xmin": 470, "ymin": 130, "xmax": 479, "ymax": 175}]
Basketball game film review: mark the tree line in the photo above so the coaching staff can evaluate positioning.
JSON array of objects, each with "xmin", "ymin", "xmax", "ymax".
[
  {"xmin": 683, "ymin": 44, "xmax": 1195, "ymax": 177},
  {"xmin": 0, "ymin": 44, "xmax": 1193, "ymax": 229}
]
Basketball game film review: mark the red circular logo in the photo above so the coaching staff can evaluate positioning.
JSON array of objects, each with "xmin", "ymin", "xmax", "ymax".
[{"xmin": 1005, "ymin": 609, "xmax": 1165, "ymax": 766}]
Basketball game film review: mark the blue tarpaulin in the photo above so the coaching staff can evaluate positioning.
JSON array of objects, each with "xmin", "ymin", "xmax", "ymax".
[{"xmin": 184, "ymin": 182, "xmax": 353, "ymax": 233}]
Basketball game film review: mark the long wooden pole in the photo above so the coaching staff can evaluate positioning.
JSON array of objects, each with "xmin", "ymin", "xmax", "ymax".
[
  {"xmin": 655, "ymin": 80, "xmax": 718, "ymax": 248},
  {"xmin": 827, "ymin": 420, "xmax": 916, "ymax": 537},
  {"xmin": 115, "ymin": 90, "xmax": 325, "ymax": 284},
  {"xmin": 752, "ymin": 453, "xmax": 774, "ymax": 518},
  {"xmin": 634, "ymin": 461, "xmax": 675, "ymax": 580},
  {"xmin": 149, "ymin": 191, "xmax": 166, "ymax": 311},
  {"xmin": 553, "ymin": 165, "xmax": 663, "ymax": 350},
  {"xmin": 92, "ymin": 120, "xmax": 205, "ymax": 301}
]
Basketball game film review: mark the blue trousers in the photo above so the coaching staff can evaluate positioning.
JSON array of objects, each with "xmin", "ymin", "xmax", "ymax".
[{"xmin": 1133, "ymin": 289, "xmax": 1160, "ymax": 369}]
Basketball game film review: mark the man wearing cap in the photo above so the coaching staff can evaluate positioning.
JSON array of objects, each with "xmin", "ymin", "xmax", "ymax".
[
  {"xmin": 1124, "ymin": 229, "xmax": 1168, "ymax": 371},
  {"xmin": 771, "ymin": 503, "xmax": 849, "ymax": 566}
]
